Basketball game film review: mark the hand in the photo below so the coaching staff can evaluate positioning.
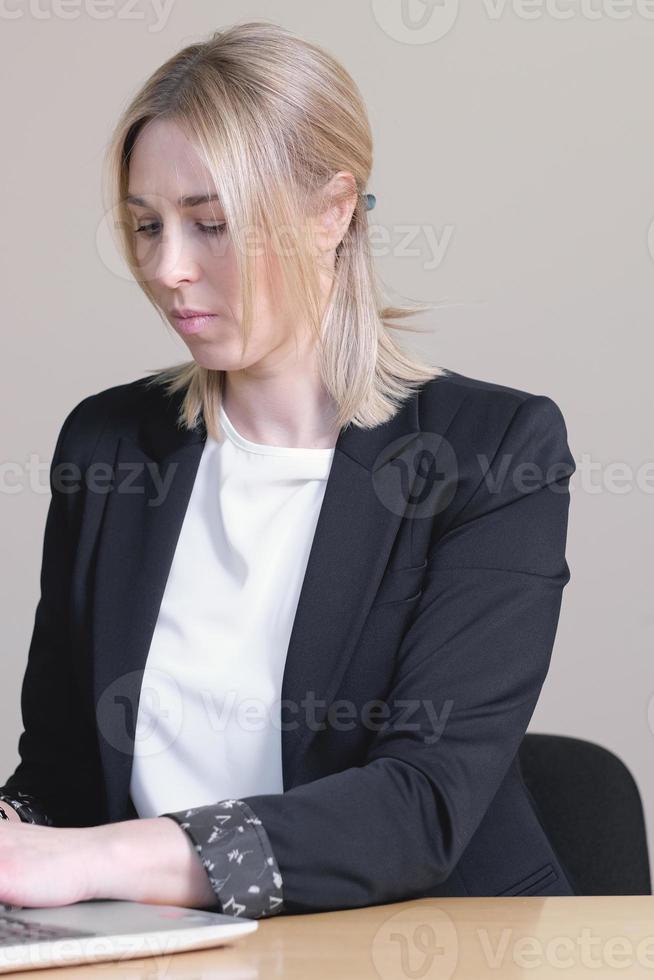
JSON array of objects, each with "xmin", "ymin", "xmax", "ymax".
[
  {"xmin": 0, "ymin": 823, "xmax": 94, "ymax": 909},
  {"xmin": 0, "ymin": 817, "xmax": 217, "ymax": 911}
]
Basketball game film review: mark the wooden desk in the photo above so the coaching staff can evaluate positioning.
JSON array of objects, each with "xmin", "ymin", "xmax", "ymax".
[{"xmin": 7, "ymin": 896, "xmax": 654, "ymax": 979}]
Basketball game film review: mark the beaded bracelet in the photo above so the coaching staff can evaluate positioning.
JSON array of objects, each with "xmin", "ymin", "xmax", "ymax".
[{"xmin": 0, "ymin": 793, "xmax": 53, "ymax": 825}]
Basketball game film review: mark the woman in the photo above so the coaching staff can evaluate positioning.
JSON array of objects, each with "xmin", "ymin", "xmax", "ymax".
[{"xmin": 0, "ymin": 21, "xmax": 576, "ymax": 916}]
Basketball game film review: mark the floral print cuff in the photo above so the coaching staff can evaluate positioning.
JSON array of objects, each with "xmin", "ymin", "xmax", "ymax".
[{"xmin": 160, "ymin": 798, "xmax": 284, "ymax": 919}]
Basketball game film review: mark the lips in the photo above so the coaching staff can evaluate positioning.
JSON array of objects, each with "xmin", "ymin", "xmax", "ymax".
[
  {"xmin": 171, "ymin": 310, "xmax": 218, "ymax": 337},
  {"xmin": 171, "ymin": 308, "xmax": 216, "ymax": 319}
]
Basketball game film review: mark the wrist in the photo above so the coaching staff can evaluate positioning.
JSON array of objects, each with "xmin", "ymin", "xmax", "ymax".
[{"xmin": 87, "ymin": 818, "xmax": 217, "ymax": 909}]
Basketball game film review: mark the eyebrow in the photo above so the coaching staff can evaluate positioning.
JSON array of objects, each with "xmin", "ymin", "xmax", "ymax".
[{"xmin": 126, "ymin": 193, "xmax": 221, "ymax": 208}]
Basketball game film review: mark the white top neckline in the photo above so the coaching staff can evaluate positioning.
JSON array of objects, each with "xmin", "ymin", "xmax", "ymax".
[{"xmin": 219, "ymin": 403, "xmax": 336, "ymax": 459}]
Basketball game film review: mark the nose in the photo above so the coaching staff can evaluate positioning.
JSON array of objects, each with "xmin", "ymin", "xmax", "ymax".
[{"xmin": 151, "ymin": 224, "xmax": 201, "ymax": 290}]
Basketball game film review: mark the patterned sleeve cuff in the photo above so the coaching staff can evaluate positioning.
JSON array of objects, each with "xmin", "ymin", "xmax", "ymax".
[
  {"xmin": 0, "ymin": 792, "xmax": 53, "ymax": 826},
  {"xmin": 160, "ymin": 799, "xmax": 284, "ymax": 919}
]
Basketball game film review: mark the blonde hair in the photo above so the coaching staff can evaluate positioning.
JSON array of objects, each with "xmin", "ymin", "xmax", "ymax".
[{"xmin": 102, "ymin": 20, "xmax": 450, "ymax": 442}]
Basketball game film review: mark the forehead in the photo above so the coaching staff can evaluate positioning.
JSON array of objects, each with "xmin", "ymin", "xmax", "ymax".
[{"xmin": 127, "ymin": 117, "xmax": 216, "ymax": 203}]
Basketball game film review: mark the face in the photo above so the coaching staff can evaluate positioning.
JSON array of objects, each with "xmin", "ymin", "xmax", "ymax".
[{"xmin": 125, "ymin": 117, "xmax": 323, "ymax": 373}]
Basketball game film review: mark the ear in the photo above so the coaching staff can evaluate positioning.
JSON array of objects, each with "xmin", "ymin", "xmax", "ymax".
[{"xmin": 311, "ymin": 172, "xmax": 359, "ymax": 255}]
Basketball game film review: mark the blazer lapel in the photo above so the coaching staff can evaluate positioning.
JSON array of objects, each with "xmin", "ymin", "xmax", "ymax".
[{"xmin": 91, "ymin": 384, "xmax": 423, "ymax": 822}]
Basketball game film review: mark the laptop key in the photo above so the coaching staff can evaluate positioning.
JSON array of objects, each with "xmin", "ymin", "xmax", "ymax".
[{"xmin": 0, "ymin": 913, "xmax": 96, "ymax": 946}]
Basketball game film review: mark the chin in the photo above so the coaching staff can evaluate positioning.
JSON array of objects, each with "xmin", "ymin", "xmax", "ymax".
[{"xmin": 186, "ymin": 347, "xmax": 246, "ymax": 372}]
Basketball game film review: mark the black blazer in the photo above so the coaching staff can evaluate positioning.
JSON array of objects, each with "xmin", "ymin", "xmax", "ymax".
[{"xmin": 0, "ymin": 367, "xmax": 577, "ymax": 913}]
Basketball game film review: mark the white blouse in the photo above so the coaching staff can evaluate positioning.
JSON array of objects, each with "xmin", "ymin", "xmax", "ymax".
[{"xmin": 129, "ymin": 402, "xmax": 335, "ymax": 818}]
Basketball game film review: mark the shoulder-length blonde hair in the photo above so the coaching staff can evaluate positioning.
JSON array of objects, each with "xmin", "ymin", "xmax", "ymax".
[{"xmin": 102, "ymin": 20, "xmax": 449, "ymax": 442}]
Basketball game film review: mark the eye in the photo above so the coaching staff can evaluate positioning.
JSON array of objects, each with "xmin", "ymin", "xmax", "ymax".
[
  {"xmin": 197, "ymin": 223, "xmax": 227, "ymax": 236},
  {"xmin": 134, "ymin": 222, "xmax": 160, "ymax": 238},
  {"xmin": 134, "ymin": 222, "xmax": 227, "ymax": 238}
]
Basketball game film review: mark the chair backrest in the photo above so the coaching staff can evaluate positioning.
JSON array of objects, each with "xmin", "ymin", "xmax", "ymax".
[{"xmin": 517, "ymin": 733, "xmax": 651, "ymax": 895}]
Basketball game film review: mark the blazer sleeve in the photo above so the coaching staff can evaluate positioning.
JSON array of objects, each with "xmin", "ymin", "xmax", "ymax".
[
  {"xmin": 0, "ymin": 397, "xmax": 107, "ymax": 828},
  {"xmin": 161, "ymin": 394, "xmax": 576, "ymax": 917}
]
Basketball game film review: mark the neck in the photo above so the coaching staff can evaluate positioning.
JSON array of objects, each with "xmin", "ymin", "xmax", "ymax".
[{"xmin": 221, "ymin": 368, "xmax": 340, "ymax": 451}]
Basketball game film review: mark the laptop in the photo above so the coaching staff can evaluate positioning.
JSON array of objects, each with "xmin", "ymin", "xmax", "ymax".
[{"xmin": 0, "ymin": 898, "xmax": 258, "ymax": 973}]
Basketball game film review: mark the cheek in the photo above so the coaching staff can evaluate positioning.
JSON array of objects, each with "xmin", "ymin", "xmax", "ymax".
[
  {"xmin": 204, "ymin": 248, "xmax": 239, "ymax": 298},
  {"xmin": 203, "ymin": 244, "xmax": 281, "ymax": 332},
  {"xmin": 132, "ymin": 239, "xmax": 160, "ymax": 282}
]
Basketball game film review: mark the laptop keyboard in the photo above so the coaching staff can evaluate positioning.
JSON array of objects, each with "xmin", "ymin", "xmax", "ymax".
[{"xmin": 0, "ymin": 912, "xmax": 96, "ymax": 946}]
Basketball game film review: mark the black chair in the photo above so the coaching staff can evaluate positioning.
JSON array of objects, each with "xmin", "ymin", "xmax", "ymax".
[{"xmin": 518, "ymin": 733, "xmax": 651, "ymax": 895}]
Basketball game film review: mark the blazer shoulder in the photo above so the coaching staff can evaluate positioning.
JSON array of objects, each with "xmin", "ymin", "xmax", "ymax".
[
  {"xmin": 55, "ymin": 375, "xmax": 160, "ymax": 465},
  {"xmin": 417, "ymin": 368, "xmax": 570, "ymax": 440},
  {"xmin": 415, "ymin": 370, "xmax": 575, "ymax": 539}
]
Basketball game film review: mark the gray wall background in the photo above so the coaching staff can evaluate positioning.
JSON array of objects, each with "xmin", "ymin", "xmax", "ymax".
[{"xmin": 2, "ymin": 2, "xmax": 652, "ymax": 884}]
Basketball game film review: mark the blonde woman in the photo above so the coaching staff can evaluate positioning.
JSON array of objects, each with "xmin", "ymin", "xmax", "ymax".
[{"xmin": 0, "ymin": 21, "xmax": 576, "ymax": 916}]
